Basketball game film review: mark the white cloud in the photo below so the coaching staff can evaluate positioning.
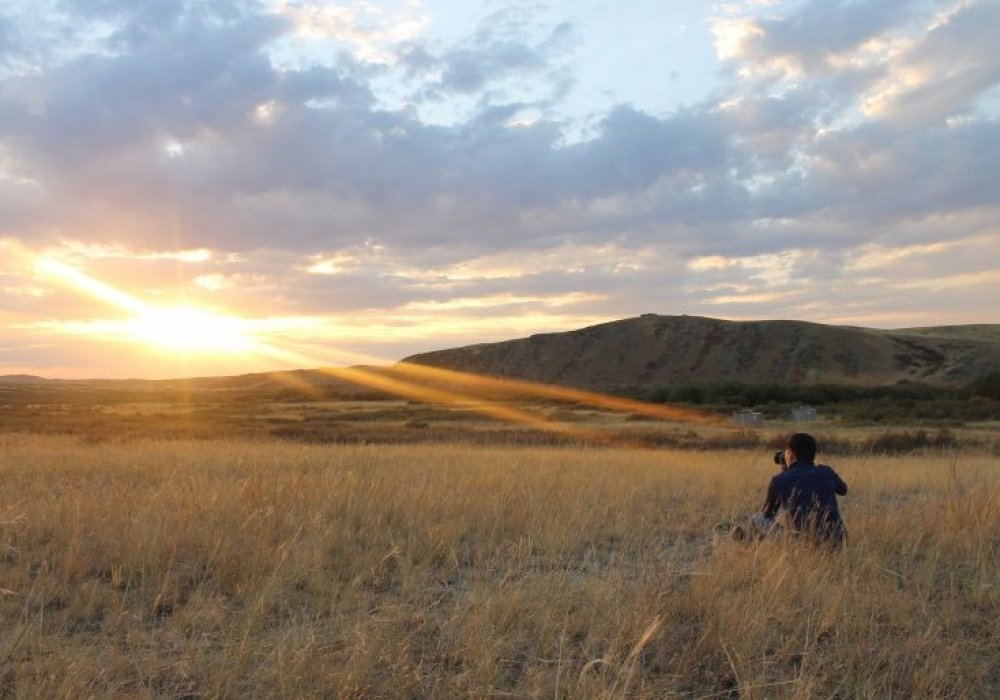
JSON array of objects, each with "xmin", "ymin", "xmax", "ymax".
[
  {"xmin": 193, "ymin": 274, "xmax": 228, "ymax": 291},
  {"xmin": 38, "ymin": 241, "xmax": 212, "ymax": 264},
  {"xmin": 845, "ymin": 240, "xmax": 957, "ymax": 272},
  {"xmin": 893, "ymin": 269, "xmax": 1000, "ymax": 292},
  {"xmin": 706, "ymin": 291, "xmax": 793, "ymax": 305},
  {"xmin": 687, "ymin": 251, "xmax": 806, "ymax": 286},
  {"xmin": 401, "ymin": 292, "xmax": 606, "ymax": 312},
  {"xmin": 274, "ymin": 0, "xmax": 430, "ymax": 64},
  {"xmin": 687, "ymin": 256, "xmax": 732, "ymax": 272},
  {"xmin": 711, "ymin": 16, "xmax": 768, "ymax": 63},
  {"xmin": 860, "ymin": 2, "xmax": 1000, "ymax": 124}
]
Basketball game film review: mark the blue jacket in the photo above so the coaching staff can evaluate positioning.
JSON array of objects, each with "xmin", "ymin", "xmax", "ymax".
[{"xmin": 763, "ymin": 461, "xmax": 847, "ymax": 542}]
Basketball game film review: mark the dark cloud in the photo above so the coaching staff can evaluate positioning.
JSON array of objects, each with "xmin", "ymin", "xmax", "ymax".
[
  {"xmin": 565, "ymin": 106, "xmax": 732, "ymax": 196},
  {"xmin": 774, "ymin": 118, "xmax": 1000, "ymax": 228}
]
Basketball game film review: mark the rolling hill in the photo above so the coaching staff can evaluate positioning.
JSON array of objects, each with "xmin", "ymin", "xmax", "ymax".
[
  {"xmin": 403, "ymin": 314, "xmax": 1000, "ymax": 392},
  {"xmin": 4, "ymin": 315, "xmax": 999, "ymax": 397}
]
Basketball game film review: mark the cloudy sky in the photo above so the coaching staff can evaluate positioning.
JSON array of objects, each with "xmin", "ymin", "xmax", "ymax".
[{"xmin": 1, "ymin": 0, "xmax": 998, "ymax": 378}]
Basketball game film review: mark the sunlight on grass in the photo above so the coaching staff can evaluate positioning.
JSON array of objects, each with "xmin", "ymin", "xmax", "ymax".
[{"xmin": 0, "ymin": 436, "xmax": 996, "ymax": 697}]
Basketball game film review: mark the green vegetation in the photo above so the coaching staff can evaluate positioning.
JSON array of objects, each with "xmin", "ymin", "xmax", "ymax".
[
  {"xmin": 645, "ymin": 376, "xmax": 1000, "ymax": 425},
  {"xmin": 966, "ymin": 370, "xmax": 1000, "ymax": 400}
]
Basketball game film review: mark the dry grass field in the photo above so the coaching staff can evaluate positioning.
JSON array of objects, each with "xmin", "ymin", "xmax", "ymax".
[{"xmin": 1, "ymin": 434, "xmax": 997, "ymax": 698}]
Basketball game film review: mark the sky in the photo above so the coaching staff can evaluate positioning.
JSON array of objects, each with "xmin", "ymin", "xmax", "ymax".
[{"xmin": 0, "ymin": 0, "xmax": 998, "ymax": 379}]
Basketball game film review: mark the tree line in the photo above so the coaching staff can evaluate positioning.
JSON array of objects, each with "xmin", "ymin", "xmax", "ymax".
[{"xmin": 641, "ymin": 371, "xmax": 1000, "ymax": 424}]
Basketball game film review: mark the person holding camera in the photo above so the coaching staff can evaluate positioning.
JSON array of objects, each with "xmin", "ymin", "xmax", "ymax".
[{"xmin": 754, "ymin": 432, "xmax": 848, "ymax": 547}]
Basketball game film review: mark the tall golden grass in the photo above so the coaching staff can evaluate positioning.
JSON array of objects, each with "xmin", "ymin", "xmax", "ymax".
[{"xmin": 0, "ymin": 434, "xmax": 997, "ymax": 697}]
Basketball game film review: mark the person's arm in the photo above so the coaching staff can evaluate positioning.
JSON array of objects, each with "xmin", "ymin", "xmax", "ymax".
[
  {"xmin": 830, "ymin": 468, "xmax": 848, "ymax": 496},
  {"xmin": 762, "ymin": 476, "xmax": 781, "ymax": 519}
]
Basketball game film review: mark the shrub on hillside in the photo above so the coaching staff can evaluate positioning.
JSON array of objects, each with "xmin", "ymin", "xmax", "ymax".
[{"xmin": 965, "ymin": 371, "xmax": 1000, "ymax": 400}]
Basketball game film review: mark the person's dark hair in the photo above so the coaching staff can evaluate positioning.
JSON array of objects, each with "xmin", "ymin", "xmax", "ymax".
[{"xmin": 787, "ymin": 432, "xmax": 817, "ymax": 464}]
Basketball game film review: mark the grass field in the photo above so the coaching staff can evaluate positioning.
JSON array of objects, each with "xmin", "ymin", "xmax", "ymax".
[{"xmin": 1, "ymin": 434, "xmax": 997, "ymax": 697}]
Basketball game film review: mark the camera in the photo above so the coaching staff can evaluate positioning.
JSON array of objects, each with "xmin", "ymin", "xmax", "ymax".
[{"xmin": 773, "ymin": 450, "xmax": 786, "ymax": 469}]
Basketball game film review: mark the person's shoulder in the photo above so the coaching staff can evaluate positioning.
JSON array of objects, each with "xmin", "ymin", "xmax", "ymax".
[
  {"xmin": 814, "ymin": 464, "xmax": 846, "ymax": 484},
  {"xmin": 769, "ymin": 469, "xmax": 794, "ymax": 488}
]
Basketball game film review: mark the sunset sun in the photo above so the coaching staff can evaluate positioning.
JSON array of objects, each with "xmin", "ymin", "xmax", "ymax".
[
  {"xmin": 33, "ymin": 257, "xmax": 261, "ymax": 356},
  {"xmin": 120, "ymin": 306, "xmax": 259, "ymax": 354}
]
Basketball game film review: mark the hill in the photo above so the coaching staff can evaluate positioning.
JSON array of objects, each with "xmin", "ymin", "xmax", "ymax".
[
  {"xmin": 0, "ymin": 367, "xmax": 399, "ymax": 403},
  {"xmin": 402, "ymin": 315, "xmax": 1000, "ymax": 391},
  {"xmin": 0, "ymin": 374, "xmax": 50, "ymax": 384}
]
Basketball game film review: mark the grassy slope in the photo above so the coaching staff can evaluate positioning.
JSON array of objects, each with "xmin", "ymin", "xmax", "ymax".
[
  {"xmin": 899, "ymin": 324, "xmax": 1000, "ymax": 342},
  {"xmin": 403, "ymin": 315, "xmax": 1000, "ymax": 389},
  {"xmin": 0, "ymin": 435, "xmax": 997, "ymax": 697}
]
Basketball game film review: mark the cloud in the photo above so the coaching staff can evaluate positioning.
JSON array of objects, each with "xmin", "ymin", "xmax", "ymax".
[
  {"xmin": 714, "ymin": 0, "xmax": 918, "ymax": 77},
  {"xmin": 862, "ymin": 1, "xmax": 1000, "ymax": 124},
  {"xmin": 400, "ymin": 291, "xmax": 606, "ymax": 312},
  {"xmin": 276, "ymin": 0, "xmax": 430, "ymax": 64},
  {"xmin": 0, "ymin": 0, "xmax": 998, "ymax": 376},
  {"xmin": 794, "ymin": 118, "xmax": 1000, "ymax": 225},
  {"xmin": 405, "ymin": 15, "xmax": 574, "ymax": 99},
  {"xmin": 0, "ymin": 1, "xmax": 753, "ymax": 259},
  {"xmin": 0, "ymin": 0, "xmax": 992, "ymax": 256}
]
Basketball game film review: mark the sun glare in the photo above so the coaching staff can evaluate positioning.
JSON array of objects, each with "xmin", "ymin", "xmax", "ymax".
[
  {"xmin": 123, "ymin": 306, "xmax": 259, "ymax": 354},
  {"xmin": 27, "ymin": 251, "xmax": 721, "ymax": 440},
  {"xmin": 34, "ymin": 257, "xmax": 260, "ymax": 355}
]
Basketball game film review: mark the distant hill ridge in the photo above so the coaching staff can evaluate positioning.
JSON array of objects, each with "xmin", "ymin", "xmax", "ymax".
[
  {"xmin": 402, "ymin": 315, "xmax": 1000, "ymax": 391},
  {"xmin": 0, "ymin": 374, "xmax": 49, "ymax": 384}
]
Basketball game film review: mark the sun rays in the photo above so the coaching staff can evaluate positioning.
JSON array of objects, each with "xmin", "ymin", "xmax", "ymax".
[
  {"xmin": 383, "ymin": 361, "xmax": 727, "ymax": 427},
  {"xmin": 28, "ymin": 250, "xmax": 726, "ymax": 442},
  {"xmin": 33, "ymin": 256, "xmax": 261, "ymax": 355}
]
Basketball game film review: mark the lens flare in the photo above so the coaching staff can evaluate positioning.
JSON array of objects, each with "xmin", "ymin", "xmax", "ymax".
[
  {"xmin": 34, "ymin": 257, "xmax": 260, "ymax": 355},
  {"xmin": 385, "ymin": 361, "xmax": 725, "ymax": 426},
  {"xmin": 27, "ymin": 248, "xmax": 728, "ymax": 443},
  {"xmin": 121, "ymin": 306, "xmax": 258, "ymax": 353},
  {"xmin": 246, "ymin": 344, "xmax": 613, "ymax": 443}
]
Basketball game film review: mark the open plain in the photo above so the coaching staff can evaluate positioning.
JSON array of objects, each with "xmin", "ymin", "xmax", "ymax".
[{"xmin": 1, "ymin": 432, "xmax": 997, "ymax": 698}]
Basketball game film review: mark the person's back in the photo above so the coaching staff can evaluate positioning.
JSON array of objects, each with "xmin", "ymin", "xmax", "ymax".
[
  {"xmin": 764, "ymin": 463, "xmax": 847, "ymax": 544},
  {"xmin": 763, "ymin": 433, "xmax": 848, "ymax": 547}
]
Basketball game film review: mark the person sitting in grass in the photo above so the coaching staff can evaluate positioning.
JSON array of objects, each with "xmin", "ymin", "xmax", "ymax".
[{"xmin": 750, "ymin": 432, "xmax": 848, "ymax": 547}]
